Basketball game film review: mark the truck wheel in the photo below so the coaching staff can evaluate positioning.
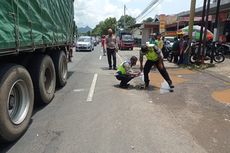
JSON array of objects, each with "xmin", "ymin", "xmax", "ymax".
[
  {"xmin": 52, "ymin": 51, "xmax": 68, "ymax": 88},
  {"xmin": 29, "ymin": 55, "xmax": 56, "ymax": 105},
  {"xmin": 0, "ymin": 64, "xmax": 34, "ymax": 142}
]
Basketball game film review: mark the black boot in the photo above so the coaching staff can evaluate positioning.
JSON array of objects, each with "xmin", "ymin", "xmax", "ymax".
[
  {"xmin": 145, "ymin": 81, "xmax": 149, "ymax": 88},
  {"xmin": 168, "ymin": 81, "xmax": 174, "ymax": 88}
]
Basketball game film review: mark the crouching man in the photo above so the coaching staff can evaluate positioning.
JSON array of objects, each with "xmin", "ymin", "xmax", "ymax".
[{"xmin": 115, "ymin": 56, "xmax": 140, "ymax": 88}]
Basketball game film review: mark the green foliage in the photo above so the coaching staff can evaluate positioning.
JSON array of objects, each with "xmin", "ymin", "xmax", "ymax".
[
  {"xmin": 118, "ymin": 15, "xmax": 136, "ymax": 29},
  {"xmin": 143, "ymin": 17, "xmax": 154, "ymax": 23},
  {"xmin": 86, "ymin": 31, "xmax": 91, "ymax": 36},
  {"xmin": 92, "ymin": 17, "xmax": 117, "ymax": 36}
]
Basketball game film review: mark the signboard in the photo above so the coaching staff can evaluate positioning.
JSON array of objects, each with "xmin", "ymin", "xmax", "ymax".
[
  {"xmin": 165, "ymin": 16, "xmax": 178, "ymax": 25},
  {"xmin": 159, "ymin": 14, "xmax": 166, "ymax": 33},
  {"xmin": 178, "ymin": 16, "xmax": 212, "ymax": 22}
]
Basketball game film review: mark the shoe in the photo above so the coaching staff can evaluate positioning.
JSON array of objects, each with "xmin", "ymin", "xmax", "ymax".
[
  {"xmin": 119, "ymin": 84, "xmax": 130, "ymax": 89},
  {"xmin": 145, "ymin": 82, "xmax": 149, "ymax": 88},
  {"xmin": 109, "ymin": 67, "xmax": 112, "ymax": 70},
  {"xmin": 113, "ymin": 67, "xmax": 117, "ymax": 70},
  {"xmin": 169, "ymin": 83, "xmax": 174, "ymax": 88}
]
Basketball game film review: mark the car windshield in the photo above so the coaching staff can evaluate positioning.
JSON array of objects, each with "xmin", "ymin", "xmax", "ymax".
[
  {"xmin": 165, "ymin": 37, "xmax": 174, "ymax": 43},
  {"xmin": 122, "ymin": 35, "xmax": 133, "ymax": 41},
  {"xmin": 78, "ymin": 38, "xmax": 90, "ymax": 42}
]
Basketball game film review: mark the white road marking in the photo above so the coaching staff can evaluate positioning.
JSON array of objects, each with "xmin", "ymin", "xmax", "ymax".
[
  {"xmin": 117, "ymin": 53, "xmax": 123, "ymax": 62},
  {"xmin": 87, "ymin": 73, "xmax": 98, "ymax": 102},
  {"xmin": 73, "ymin": 89, "xmax": 85, "ymax": 92},
  {"xmin": 99, "ymin": 55, "xmax": 102, "ymax": 60}
]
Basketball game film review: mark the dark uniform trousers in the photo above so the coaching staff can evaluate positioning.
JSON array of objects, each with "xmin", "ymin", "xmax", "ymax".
[
  {"xmin": 144, "ymin": 59, "xmax": 172, "ymax": 85},
  {"xmin": 116, "ymin": 75, "xmax": 134, "ymax": 86},
  {"xmin": 107, "ymin": 48, "xmax": 116, "ymax": 68}
]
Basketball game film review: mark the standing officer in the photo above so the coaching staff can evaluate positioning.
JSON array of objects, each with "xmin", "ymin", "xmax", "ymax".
[
  {"xmin": 140, "ymin": 42, "xmax": 174, "ymax": 88},
  {"xmin": 106, "ymin": 28, "xmax": 118, "ymax": 70}
]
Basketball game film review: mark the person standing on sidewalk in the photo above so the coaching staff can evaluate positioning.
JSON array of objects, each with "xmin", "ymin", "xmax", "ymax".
[
  {"xmin": 155, "ymin": 33, "xmax": 164, "ymax": 50},
  {"xmin": 101, "ymin": 35, "xmax": 106, "ymax": 56},
  {"xmin": 140, "ymin": 42, "xmax": 174, "ymax": 88},
  {"xmin": 171, "ymin": 37, "xmax": 180, "ymax": 63},
  {"xmin": 115, "ymin": 56, "xmax": 140, "ymax": 88},
  {"xmin": 106, "ymin": 28, "xmax": 118, "ymax": 70}
]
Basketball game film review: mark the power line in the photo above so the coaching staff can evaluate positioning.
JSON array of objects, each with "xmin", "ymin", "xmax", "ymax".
[
  {"xmin": 136, "ymin": 0, "xmax": 160, "ymax": 20},
  {"xmin": 137, "ymin": 0, "xmax": 162, "ymax": 22}
]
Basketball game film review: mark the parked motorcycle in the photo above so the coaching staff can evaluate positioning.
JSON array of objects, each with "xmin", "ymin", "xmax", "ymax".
[{"xmin": 190, "ymin": 41, "xmax": 225, "ymax": 63}]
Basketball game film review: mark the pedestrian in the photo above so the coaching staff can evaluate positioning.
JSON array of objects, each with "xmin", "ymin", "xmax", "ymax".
[
  {"xmin": 181, "ymin": 35, "xmax": 190, "ymax": 64},
  {"xmin": 115, "ymin": 56, "xmax": 140, "ymax": 88},
  {"xmin": 155, "ymin": 33, "xmax": 164, "ymax": 50},
  {"xmin": 149, "ymin": 33, "xmax": 156, "ymax": 45},
  {"xmin": 155, "ymin": 33, "xmax": 164, "ymax": 58},
  {"xmin": 140, "ymin": 42, "xmax": 174, "ymax": 88},
  {"xmin": 171, "ymin": 37, "xmax": 179, "ymax": 63},
  {"xmin": 178, "ymin": 34, "xmax": 187, "ymax": 64},
  {"xmin": 226, "ymin": 32, "xmax": 230, "ymax": 42},
  {"xmin": 106, "ymin": 28, "xmax": 118, "ymax": 70},
  {"xmin": 101, "ymin": 35, "xmax": 106, "ymax": 56}
]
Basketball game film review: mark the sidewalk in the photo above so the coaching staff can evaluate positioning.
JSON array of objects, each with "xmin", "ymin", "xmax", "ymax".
[{"xmin": 206, "ymin": 55, "xmax": 230, "ymax": 79}]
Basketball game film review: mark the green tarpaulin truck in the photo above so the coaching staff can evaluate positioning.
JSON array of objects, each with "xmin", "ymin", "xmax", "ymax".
[{"xmin": 0, "ymin": 0, "xmax": 74, "ymax": 142}]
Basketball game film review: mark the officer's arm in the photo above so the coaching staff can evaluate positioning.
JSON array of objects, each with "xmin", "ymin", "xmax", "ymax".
[{"xmin": 153, "ymin": 45, "xmax": 162, "ymax": 58}]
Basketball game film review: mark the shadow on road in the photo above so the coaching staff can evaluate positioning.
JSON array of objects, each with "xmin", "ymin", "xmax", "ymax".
[
  {"xmin": 0, "ymin": 142, "xmax": 15, "ymax": 153},
  {"xmin": 0, "ymin": 119, "xmax": 34, "ymax": 153},
  {"xmin": 0, "ymin": 71, "xmax": 76, "ymax": 151},
  {"xmin": 113, "ymin": 84, "xmax": 156, "ymax": 91}
]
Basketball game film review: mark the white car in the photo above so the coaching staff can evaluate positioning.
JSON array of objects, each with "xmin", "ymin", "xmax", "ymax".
[
  {"xmin": 76, "ymin": 36, "xmax": 94, "ymax": 52},
  {"xmin": 164, "ymin": 36, "xmax": 175, "ymax": 47}
]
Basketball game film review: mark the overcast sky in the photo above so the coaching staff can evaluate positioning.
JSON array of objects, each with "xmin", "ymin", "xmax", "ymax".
[{"xmin": 74, "ymin": 0, "xmax": 204, "ymax": 28}]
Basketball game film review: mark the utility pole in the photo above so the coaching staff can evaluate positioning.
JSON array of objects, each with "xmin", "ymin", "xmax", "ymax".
[
  {"xmin": 211, "ymin": 0, "xmax": 221, "ymax": 63},
  {"xmin": 188, "ymin": 0, "xmax": 196, "ymax": 42},
  {"xmin": 124, "ymin": 5, "xmax": 126, "ymax": 30},
  {"xmin": 197, "ymin": 0, "xmax": 207, "ymax": 63},
  {"xmin": 187, "ymin": 0, "xmax": 196, "ymax": 64},
  {"xmin": 201, "ymin": 0, "xmax": 211, "ymax": 64}
]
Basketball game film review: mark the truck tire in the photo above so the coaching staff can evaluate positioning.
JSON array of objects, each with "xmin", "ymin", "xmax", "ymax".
[
  {"xmin": 29, "ymin": 55, "xmax": 56, "ymax": 105},
  {"xmin": 0, "ymin": 64, "xmax": 34, "ymax": 142},
  {"xmin": 52, "ymin": 50, "xmax": 67, "ymax": 88}
]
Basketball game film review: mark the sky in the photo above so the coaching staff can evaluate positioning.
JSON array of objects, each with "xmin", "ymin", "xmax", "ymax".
[{"xmin": 74, "ymin": 0, "xmax": 204, "ymax": 28}]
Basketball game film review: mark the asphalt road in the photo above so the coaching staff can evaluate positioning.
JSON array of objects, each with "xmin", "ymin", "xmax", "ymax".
[{"xmin": 1, "ymin": 46, "xmax": 230, "ymax": 153}]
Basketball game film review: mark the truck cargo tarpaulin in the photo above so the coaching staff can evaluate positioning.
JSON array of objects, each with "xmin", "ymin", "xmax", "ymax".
[{"xmin": 0, "ymin": 0, "xmax": 74, "ymax": 55}]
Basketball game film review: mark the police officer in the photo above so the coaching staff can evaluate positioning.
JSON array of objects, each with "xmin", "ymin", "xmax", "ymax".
[
  {"xmin": 115, "ymin": 56, "xmax": 140, "ymax": 88},
  {"xmin": 140, "ymin": 42, "xmax": 174, "ymax": 88}
]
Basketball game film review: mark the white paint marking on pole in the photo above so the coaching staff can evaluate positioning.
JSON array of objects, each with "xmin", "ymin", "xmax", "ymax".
[
  {"xmin": 73, "ymin": 89, "xmax": 85, "ymax": 92},
  {"xmin": 99, "ymin": 55, "xmax": 102, "ymax": 60},
  {"xmin": 86, "ymin": 73, "xmax": 98, "ymax": 102}
]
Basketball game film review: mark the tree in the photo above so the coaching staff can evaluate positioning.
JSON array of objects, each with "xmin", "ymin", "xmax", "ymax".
[
  {"xmin": 143, "ymin": 17, "xmax": 154, "ymax": 23},
  {"xmin": 118, "ymin": 15, "xmax": 136, "ymax": 29},
  {"xmin": 102, "ymin": 17, "xmax": 117, "ymax": 34},
  {"xmin": 92, "ymin": 22, "xmax": 103, "ymax": 36},
  {"xmin": 92, "ymin": 17, "xmax": 117, "ymax": 36},
  {"xmin": 86, "ymin": 31, "xmax": 91, "ymax": 36}
]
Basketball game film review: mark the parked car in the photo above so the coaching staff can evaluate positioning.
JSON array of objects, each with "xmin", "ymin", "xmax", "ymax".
[
  {"xmin": 164, "ymin": 36, "xmax": 175, "ymax": 46},
  {"xmin": 118, "ymin": 32, "xmax": 134, "ymax": 50},
  {"xmin": 92, "ymin": 37, "xmax": 97, "ymax": 46},
  {"xmin": 76, "ymin": 36, "xmax": 94, "ymax": 52}
]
